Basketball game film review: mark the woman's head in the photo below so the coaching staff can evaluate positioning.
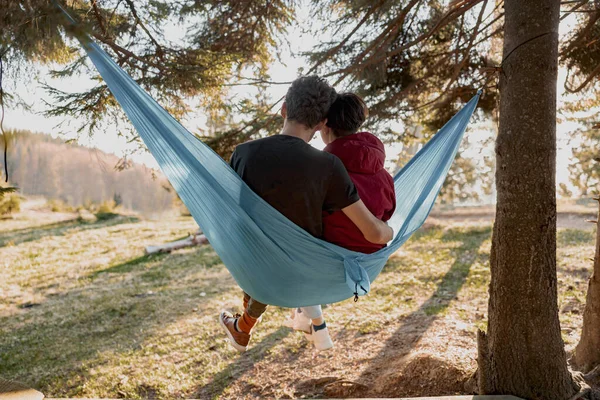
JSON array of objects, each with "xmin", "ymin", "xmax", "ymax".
[{"xmin": 321, "ymin": 93, "xmax": 368, "ymax": 144}]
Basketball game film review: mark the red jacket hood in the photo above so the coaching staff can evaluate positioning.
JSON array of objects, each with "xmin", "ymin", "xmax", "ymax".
[{"xmin": 323, "ymin": 132, "xmax": 386, "ymax": 174}]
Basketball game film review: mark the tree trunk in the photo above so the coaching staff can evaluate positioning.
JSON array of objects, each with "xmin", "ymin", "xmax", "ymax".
[
  {"xmin": 477, "ymin": 0, "xmax": 580, "ymax": 398},
  {"xmin": 574, "ymin": 197, "xmax": 600, "ymax": 373}
]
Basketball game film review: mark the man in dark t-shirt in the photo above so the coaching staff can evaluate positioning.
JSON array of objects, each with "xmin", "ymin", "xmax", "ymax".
[
  {"xmin": 220, "ymin": 76, "xmax": 393, "ymax": 352},
  {"xmin": 230, "ymin": 135, "xmax": 359, "ymax": 237}
]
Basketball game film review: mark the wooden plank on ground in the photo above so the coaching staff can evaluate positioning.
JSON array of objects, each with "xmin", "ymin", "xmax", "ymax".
[{"xmin": 0, "ymin": 377, "xmax": 43, "ymax": 400}]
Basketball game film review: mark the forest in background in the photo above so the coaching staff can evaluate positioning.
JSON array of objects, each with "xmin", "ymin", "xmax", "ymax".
[{"xmin": 2, "ymin": 129, "xmax": 174, "ymax": 214}]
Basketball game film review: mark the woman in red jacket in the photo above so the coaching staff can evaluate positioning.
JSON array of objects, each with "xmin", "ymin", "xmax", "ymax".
[
  {"xmin": 321, "ymin": 93, "xmax": 396, "ymax": 252},
  {"xmin": 287, "ymin": 93, "xmax": 396, "ymax": 351}
]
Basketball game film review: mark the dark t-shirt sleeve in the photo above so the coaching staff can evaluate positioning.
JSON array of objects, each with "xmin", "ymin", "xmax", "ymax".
[
  {"xmin": 229, "ymin": 149, "xmax": 241, "ymax": 176},
  {"xmin": 324, "ymin": 156, "xmax": 360, "ymax": 212}
]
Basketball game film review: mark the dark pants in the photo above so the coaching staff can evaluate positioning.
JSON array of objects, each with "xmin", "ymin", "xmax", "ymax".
[{"xmin": 243, "ymin": 292, "xmax": 268, "ymax": 319}]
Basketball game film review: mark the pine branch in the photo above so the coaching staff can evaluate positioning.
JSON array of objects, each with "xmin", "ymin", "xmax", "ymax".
[
  {"xmin": 0, "ymin": 186, "xmax": 16, "ymax": 199},
  {"xmin": 122, "ymin": 0, "xmax": 165, "ymax": 59},
  {"xmin": 324, "ymin": 0, "xmax": 486, "ymax": 80}
]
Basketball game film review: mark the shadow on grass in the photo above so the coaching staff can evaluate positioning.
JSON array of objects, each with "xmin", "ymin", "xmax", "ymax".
[
  {"xmin": 0, "ymin": 245, "xmax": 226, "ymax": 397},
  {"xmin": 91, "ymin": 243, "xmax": 223, "ymax": 278},
  {"xmin": 193, "ymin": 327, "xmax": 292, "ymax": 400},
  {"xmin": 352, "ymin": 226, "xmax": 491, "ymax": 396},
  {"xmin": 0, "ymin": 214, "xmax": 140, "ymax": 247},
  {"xmin": 91, "ymin": 254, "xmax": 166, "ymax": 277},
  {"xmin": 557, "ymin": 229, "xmax": 595, "ymax": 247}
]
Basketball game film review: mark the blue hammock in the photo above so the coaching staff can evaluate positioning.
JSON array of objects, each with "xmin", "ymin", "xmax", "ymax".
[{"xmin": 67, "ymin": 21, "xmax": 479, "ymax": 308}]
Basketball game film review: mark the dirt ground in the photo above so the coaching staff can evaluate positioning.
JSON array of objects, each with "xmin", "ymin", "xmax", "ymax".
[
  {"xmin": 429, "ymin": 204, "xmax": 598, "ymax": 231},
  {"xmin": 198, "ymin": 205, "xmax": 599, "ymax": 399},
  {"xmin": 1, "ymin": 200, "xmax": 598, "ymax": 399}
]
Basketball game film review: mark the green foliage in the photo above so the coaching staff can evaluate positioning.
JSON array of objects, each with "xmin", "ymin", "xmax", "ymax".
[
  {"xmin": 201, "ymin": 92, "xmax": 284, "ymax": 159},
  {"xmin": 4, "ymin": 1, "xmax": 600, "ymax": 203},
  {"xmin": 0, "ymin": 186, "xmax": 16, "ymax": 200},
  {"xmin": 299, "ymin": 0, "xmax": 502, "ymax": 200},
  {"xmin": 298, "ymin": 1, "xmax": 600, "ymax": 202},
  {"xmin": 113, "ymin": 193, "xmax": 123, "ymax": 207},
  {"xmin": 1, "ymin": 0, "xmax": 295, "ymax": 144},
  {"xmin": 562, "ymin": 93, "xmax": 600, "ymax": 196},
  {"xmin": 304, "ymin": 1, "xmax": 500, "ymax": 134},
  {"xmin": 95, "ymin": 211, "xmax": 119, "ymax": 221},
  {"xmin": 0, "ymin": 193, "xmax": 20, "ymax": 215},
  {"xmin": 560, "ymin": 3, "xmax": 600, "ymax": 93},
  {"xmin": 439, "ymin": 152, "xmax": 480, "ymax": 203},
  {"xmin": 96, "ymin": 200, "xmax": 117, "ymax": 214},
  {"xmin": 78, "ymin": 199, "xmax": 118, "ymax": 219},
  {"xmin": 570, "ymin": 127, "xmax": 600, "ymax": 196},
  {"xmin": 559, "ymin": 4, "xmax": 600, "ymax": 195},
  {"xmin": 46, "ymin": 198, "xmax": 74, "ymax": 213},
  {"xmin": 559, "ymin": 183, "xmax": 573, "ymax": 198}
]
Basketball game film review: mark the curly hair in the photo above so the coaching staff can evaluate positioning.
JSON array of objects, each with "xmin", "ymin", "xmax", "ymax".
[{"xmin": 285, "ymin": 76, "xmax": 337, "ymax": 128}]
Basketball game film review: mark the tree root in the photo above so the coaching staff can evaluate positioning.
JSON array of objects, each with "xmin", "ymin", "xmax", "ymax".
[
  {"xmin": 569, "ymin": 371, "xmax": 592, "ymax": 400},
  {"xmin": 585, "ymin": 365, "xmax": 600, "ymax": 382}
]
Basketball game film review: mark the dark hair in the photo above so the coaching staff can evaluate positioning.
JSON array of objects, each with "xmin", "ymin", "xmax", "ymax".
[
  {"xmin": 325, "ymin": 93, "xmax": 368, "ymax": 137},
  {"xmin": 285, "ymin": 76, "xmax": 337, "ymax": 128}
]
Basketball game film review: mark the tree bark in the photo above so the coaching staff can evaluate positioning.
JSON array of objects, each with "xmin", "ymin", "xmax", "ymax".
[
  {"xmin": 477, "ymin": 0, "xmax": 580, "ymax": 398},
  {"xmin": 574, "ymin": 197, "xmax": 600, "ymax": 373}
]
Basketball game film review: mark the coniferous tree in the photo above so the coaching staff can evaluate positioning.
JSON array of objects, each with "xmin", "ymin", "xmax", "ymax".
[{"xmin": 0, "ymin": 0, "xmax": 295, "ymax": 149}]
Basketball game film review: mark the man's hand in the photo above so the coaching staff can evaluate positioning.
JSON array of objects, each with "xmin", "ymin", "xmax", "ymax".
[{"xmin": 342, "ymin": 200, "xmax": 394, "ymax": 245}]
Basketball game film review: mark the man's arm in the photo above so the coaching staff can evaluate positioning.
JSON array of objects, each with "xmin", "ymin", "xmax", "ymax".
[{"xmin": 342, "ymin": 200, "xmax": 394, "ymax": 244}]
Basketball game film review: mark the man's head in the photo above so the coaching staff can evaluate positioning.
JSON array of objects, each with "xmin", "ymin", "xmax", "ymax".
[{"xmin": 282, "ymin": 76, "xmax": 337, "ymax": 131}]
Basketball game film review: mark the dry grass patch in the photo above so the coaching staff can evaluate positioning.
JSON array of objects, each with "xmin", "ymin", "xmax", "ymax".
[{"xmin": 0, "ymin": 207, "xmax": 596, "ymax": 399}]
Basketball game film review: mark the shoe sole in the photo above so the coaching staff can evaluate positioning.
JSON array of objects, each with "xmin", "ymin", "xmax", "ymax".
[
  {"xmin": 282, "ymin": 319, "xmax": 295, "ymax": 328},
  {"xmin": 293, "ymin": 318, "xmax": 312, "ymax": 334},
  {"xmin": 219, "ymin": 311, "xmax": 247, "ymax": 352},
  {"xmin": 314, "ymin": 341, "xmax": 334, "ymax": 351}
]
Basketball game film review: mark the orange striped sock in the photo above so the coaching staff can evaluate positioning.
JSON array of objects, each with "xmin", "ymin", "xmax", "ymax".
[{"xmin": 236, "ymin": 311, "xmax": 257, "ymax": 334}]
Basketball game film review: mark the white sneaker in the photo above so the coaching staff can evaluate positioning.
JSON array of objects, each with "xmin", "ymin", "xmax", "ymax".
[
  {"xmin": 282, "ymin": 309, "xmax": 296, "ymax": 328},
  {"xmin": 311, "ymin": 326, "xmax": 334, "ymax": 351},
  {"xmin": 293, "ymin": 309, "xmax": 312, "ymax": 333},
  {"xmin": 283, "ymin": 308, "xmax": 312, "ymax": 333},
  {"xmin": 282, "ymin": 315, "xmax": 294, "ymax": 328}
]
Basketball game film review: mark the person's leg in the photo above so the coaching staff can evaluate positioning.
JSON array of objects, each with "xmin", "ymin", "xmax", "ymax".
[
  {"xmin": 243, "ymin": 292, "xmax": 251, "ymax": 310},
  {"xmin": 300, "ymin": 305, "xmax": 324, "ymax": 326},
  {"xmin": 300, "ymin": 305, "xmax": 333, "ymax": 351},
  {"xmin": 283, "ymin": 307, "xmax": 297, "ymax": 328},
  {"xmin": 220, "ymin": 293, "xmax": 267, "ymax": 352},
  {"xmin": 236, "ymin": 296, "xmax": 267, "ymax": 334}
]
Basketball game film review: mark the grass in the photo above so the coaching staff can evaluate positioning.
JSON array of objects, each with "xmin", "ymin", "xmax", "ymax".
[{"xmin": 0, "ymin": 205, "xmax": 596, "ymax": 399}]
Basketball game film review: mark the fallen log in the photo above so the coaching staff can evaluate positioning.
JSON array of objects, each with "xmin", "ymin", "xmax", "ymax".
[{"xmin": 145, "ymin": 230, "xmax": 208, "ymax": 254}]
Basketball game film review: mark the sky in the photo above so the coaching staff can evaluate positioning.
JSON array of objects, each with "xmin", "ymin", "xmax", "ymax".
[{"xmin": 3, "ymin": 2, "xmax": 582, "ymax": 198}]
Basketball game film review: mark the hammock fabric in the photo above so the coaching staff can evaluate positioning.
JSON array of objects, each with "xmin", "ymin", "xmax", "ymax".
[{"xmin": 66, "ymin": 14, "xmax": 480, "ymax": 307}]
